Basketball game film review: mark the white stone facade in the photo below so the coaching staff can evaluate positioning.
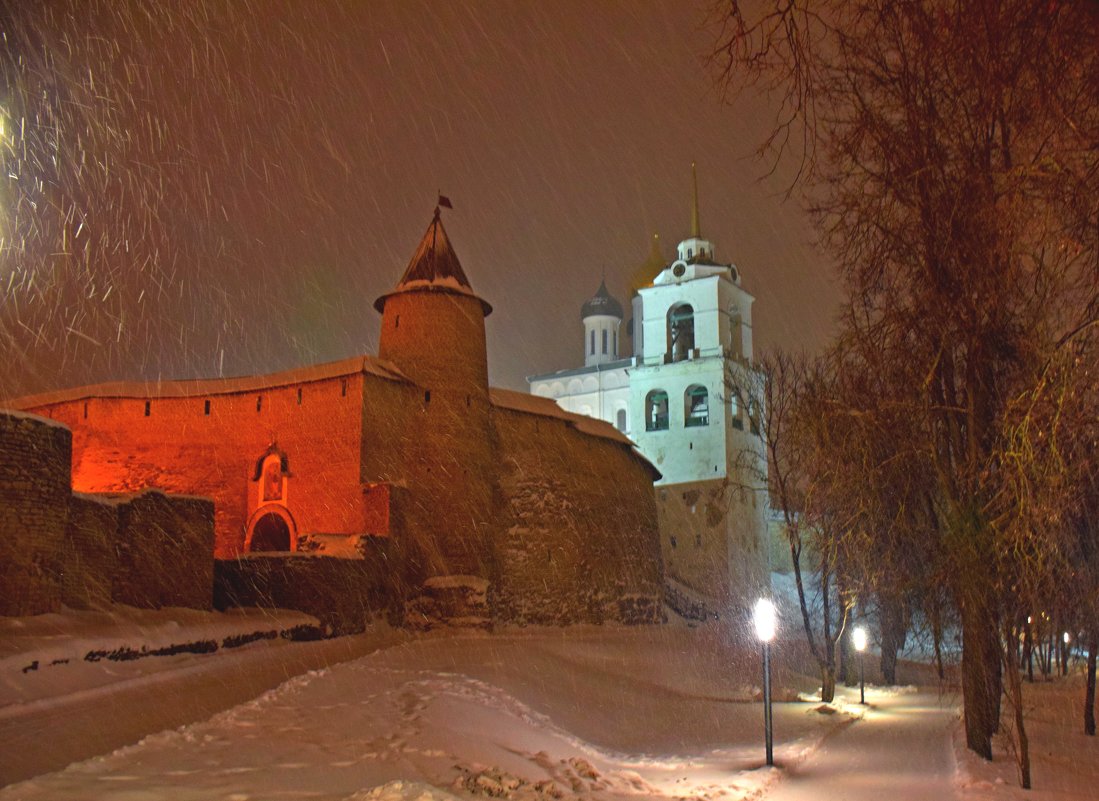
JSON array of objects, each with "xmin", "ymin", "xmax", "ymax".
[{"xmin": 528, "ymin": 179, "xmax": 770, "ymax": 612}]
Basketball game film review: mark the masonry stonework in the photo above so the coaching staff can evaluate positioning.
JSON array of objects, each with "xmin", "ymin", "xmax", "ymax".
[
  {"xmin": 5, "ymin": 211, "xmax": 665, "ymax": 628},
  {"xmin": 63, "ymin": 492, "xmax": 119, "ymax": 610},
  {"xmin": 0, "ymin": 410, "xmax": 217, "ymax": 616},
  {"xmin": 0, "ymin": 412, "xmax": 71, "ymax": 616},
  {"xmin": 492, "ymin": 397, "xmax": 663, "ymax": 625},
  {"xmin": 113, "ymin": 490, "xmax": 215, "ymax": 610}
]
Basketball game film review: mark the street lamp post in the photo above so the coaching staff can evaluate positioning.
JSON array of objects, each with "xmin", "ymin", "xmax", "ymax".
[
  {"xmin": 853, "ymin": 625, "xmax": 868, "ymax": 705},
  {"xmin": 753, "ymin": 598, "xmax": 778, "ymax": 766}
]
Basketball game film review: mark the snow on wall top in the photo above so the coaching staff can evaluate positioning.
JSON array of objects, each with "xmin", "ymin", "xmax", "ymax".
[
  {"xmin": 0, "ymin": 407, "xmax": 74, "ymax": 431},
  {"xmin": 2, "ymin": 355, "xmax": 411, "ymax": 410},
  {"xmin": 489, "ymin": 388, "xmax": 661, "ymax": 480}
]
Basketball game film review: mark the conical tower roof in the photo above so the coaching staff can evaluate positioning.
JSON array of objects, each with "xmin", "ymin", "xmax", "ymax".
[
  {"xmin": 629, "ymin": 233, "xmax": 666, "ymax": 293},
  {"xmin": 374, "ymin": 207, "xmax": 492, "ymax": 315},
  {"xmin": 580, "ymin": 279, "xmax": 624, "ymax": 320}
]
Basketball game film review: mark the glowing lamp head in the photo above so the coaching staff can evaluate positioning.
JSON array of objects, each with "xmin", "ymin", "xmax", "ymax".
[
  {"xmin": 753, "ymin": 598, "xmax": 778, "ymax": 643},
  {"xmin": 1063, "ymin": 632, "xmax": 1071, "ymax": 645},
  {"xmin": 853, "ymin": 626, "xmax": 868, "ymax": 652}
]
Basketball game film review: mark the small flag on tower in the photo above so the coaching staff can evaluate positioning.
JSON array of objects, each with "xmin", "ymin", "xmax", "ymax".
[{"xmin": 437, "ymin": 194, "xmax": 453, "ymax": 210}]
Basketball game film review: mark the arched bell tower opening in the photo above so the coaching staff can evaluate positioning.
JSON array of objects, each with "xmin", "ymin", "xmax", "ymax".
[{"xmin": 667, "ymin": 303, "xmax": 695, "ymax": 362}]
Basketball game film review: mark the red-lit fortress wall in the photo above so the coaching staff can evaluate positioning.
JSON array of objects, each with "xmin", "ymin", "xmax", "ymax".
[{"xmin": 21, "ymin": 360, "xmax": 401, "ymax": 558}]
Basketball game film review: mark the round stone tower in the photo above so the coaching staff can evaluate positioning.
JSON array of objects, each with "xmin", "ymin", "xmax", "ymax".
[
  {"xmin": 374, "ymin": 207, "xmax": 499, "ymax": 587},
  {"xmin": 375, "ymin": 207, "xmax": 492, "ymax": 398}
]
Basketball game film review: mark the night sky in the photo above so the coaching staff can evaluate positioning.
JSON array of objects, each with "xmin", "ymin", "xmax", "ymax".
[{"xmin": 0, "ymin": 0, "xmax": 839, "ymax": 398}]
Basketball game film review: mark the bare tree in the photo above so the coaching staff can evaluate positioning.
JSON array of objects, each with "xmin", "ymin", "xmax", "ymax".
[
  {"xmin": 710, "ymin": 1, "xmax": 1099, "ymax": 774},
  {"xmin": 731, "ymin": 351, "xmax": 856, "ymax": 702}
]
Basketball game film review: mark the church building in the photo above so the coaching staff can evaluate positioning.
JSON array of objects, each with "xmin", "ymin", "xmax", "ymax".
[{"xmin": 529, "ymin": 166, "xmax": 769, "ymax": 614}]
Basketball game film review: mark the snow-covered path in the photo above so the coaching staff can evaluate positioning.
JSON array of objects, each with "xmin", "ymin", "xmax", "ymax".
[
  {"xmin": 765, "ymin": 689, "xmax": 960, "ymax": 801},
  {"xmin": 0, "ymin": 625, "xmax": 405, "ymax": 785}
]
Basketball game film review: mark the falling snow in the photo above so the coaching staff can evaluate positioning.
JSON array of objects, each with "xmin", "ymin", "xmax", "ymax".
[{"xmin": 0, "ymin": 1, "xmax": 837, "ymax": 401}]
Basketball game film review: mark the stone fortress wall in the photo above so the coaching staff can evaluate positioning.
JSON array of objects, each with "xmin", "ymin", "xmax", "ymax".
[
  {"xmin": 5, "ymin": 369, "xmax": 664, "ymax": 630},
  {"xmin": 491, "ymin": 391, "xmax": 663, "ymax": 625},
  {"xmin": 2, "ymin": 211, "xmax": 666, "ymax": 631},
  {"xmin": 20, "ymin": 364, "xmax": 380, "ymax": 559},
  {"xmin": 0, "ymin": 409, "xmax": 215, "ymax": 617}
]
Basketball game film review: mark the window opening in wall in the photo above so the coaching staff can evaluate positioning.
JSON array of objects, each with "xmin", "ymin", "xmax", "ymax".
[
  {"xmin": 341, "ymin": 379, "xmax": 348, "ymax": 397},
  {"xmin": 297, "ymin": 387, "xmax": 303, "ymax": 405},
  {"xmin": 601, "ymin": 330, "xmax": 608, "ymax": 354},
  {"xmin": 144, "ymin": 400, "xmax": 151, "ymax": 417},
  {"xmin": 731, "ymin": 392, "xmax": 744, "ymax": 430},
  {"xmin": 424, "ymin": 390, "xmax": 431, "ymax": 404},
  {"xmin": 749, "ymin": 402, "xmax": 760, "ymax": 435},
  {"xmin": 590, "ymin": 330, "xmax": 595, "ymax": 355},
  {"xmin": 645, "ymin": 389, "xmax": 669, "ymax": 431},
  {"xmin": 667, "ymin": 304, "xmax": 695, "ymax": 362},
  {"xmin": 670, "ymin": 535, "xmax": 677, "ymax": 549},
  {"xmin": 696, "ymin": 533, "xmax": 702, "ymax": 547},
  {"xmin": 83, "ymin": 402, "xmax": 88, "ymax": 419},
  {"xmin": 613, "ymin": 331, "xmax": 617, "ymax": 355},
  {"xmin": 616, "ymin": 408, "xmax": 627, "ymax": 432},
  {"xmin": 204, "ymin": 399, "xmax": 211, "ymax": 416},
  {"xmin": 395, "ymin": 315, "xmax": 400, "ymax": 329},
  {"xmin": 256, "ymin": 395, "xmax": 263, "ymax": 412},
  {"xmin": 685, "ymin": 385, "xmax": 709, "ymax": 427},
  {"xmin": 687, "ymin": 248, "xmax": 693, "ymax": 259}
]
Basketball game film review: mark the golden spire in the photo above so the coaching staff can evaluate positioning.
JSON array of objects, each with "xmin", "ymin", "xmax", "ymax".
[{"xmin": 690, "ymin": 162, "xmax": 701, "ymax": 239}]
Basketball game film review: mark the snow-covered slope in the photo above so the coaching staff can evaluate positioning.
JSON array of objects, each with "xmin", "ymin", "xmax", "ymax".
[{"xmin": 1, "ymin": 623, "xmax": 861, "ymax": 801}]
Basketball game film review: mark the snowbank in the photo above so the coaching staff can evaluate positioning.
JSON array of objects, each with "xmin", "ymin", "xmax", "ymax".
[
  {"xmin": 1, "ymin": 623, "xmax": 859, "ymax": 800},
  {"xmin": 954, "ymin": 674, "xmax": 1099, "ymax": 800}
]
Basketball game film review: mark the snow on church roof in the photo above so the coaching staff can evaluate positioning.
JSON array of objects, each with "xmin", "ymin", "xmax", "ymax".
[{"xmin": 489, "ymin": 388, "xmax": 662, "ymax": 480}]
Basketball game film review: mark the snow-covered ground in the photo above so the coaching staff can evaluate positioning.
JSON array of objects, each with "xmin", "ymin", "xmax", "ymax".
[
  {"xmin": 2, "ymin": 613, "xmax": 872, "ymax": 801},
  {"xmin": 0, "ymin": 606, "xmax": 408, "ymax": 785},
  {"xmin": 1, "ymin": 593, "xmax": 1093, "ymax": 800},
  {"xmin": 955, "ymin": 673, "xmax": 1099, "ymax": 800},
  {"xmin": 0, "ymin": 605, "xmax": 324, "ymax": 706}
]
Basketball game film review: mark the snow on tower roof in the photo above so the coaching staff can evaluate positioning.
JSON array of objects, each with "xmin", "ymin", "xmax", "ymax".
[
  {"xmin": 580, "ymin": 280, "xmax": 624, "ymax": 320},
  {"xmin": 373, "ymin": 207, "xmax": 492, "ymax": 316}
]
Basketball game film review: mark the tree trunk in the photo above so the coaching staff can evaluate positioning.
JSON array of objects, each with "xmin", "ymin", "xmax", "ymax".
[
  {"xmin": 1003, "ymin": 626, "xmax": 1031, "ymax": 789},
  {"xmin": 841, "ymin": 629, "xmax": 859, "ymax": 687},
  {"xmin": 821, "ymin": 664, "xmax": 837, "ymax": 703},
  {"xmin": 1023, "ymin": 618, "xmax": 1034, "ymax": 682},
  {"xmin": 960, "ymin": 593, "xmax": 1002, "ymax": 758},
  {"xmin": 931, "ymin": 598, "xmax": 945, "ymax": 682},
  {"xmin": 1086, "ymin": 633, "xmax": 1097, "ymax": 737},
  {"xmin": 880, "ymin": 596, "xmax": 906, "ymax": 686}
]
